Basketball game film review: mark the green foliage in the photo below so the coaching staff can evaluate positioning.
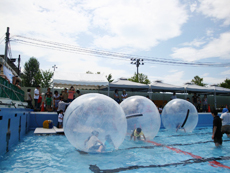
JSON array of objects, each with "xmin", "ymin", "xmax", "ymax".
[
  {"xmin": 21, "ymin": 57, "xmax": 53, "ymax": 87},
  {"xmin": 128, "ymin": 72, "xmax": 150, "ymax": 84},
  {"xmin": 41, "ymin": 70, "xmax": 54, "ymax": 88},
  {"xmin": 191, "ymin": 75, "xmax": 206, "ymax": 86},
  {"xmin": 106, "ymin": 74, "xmax": 114, "ymax": 83},
  {"xmin": 21, "ymin": 57, "xmax": 40, "ymax": 87},
  {"xmin": 219, "ymin": 78, "xmax": 230, "ymax": 89}
]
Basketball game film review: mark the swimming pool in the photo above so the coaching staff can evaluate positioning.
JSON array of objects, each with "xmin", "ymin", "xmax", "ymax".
[{"xmin": 0, "ymin": 127, "xmax": 230, "ymax": 173}]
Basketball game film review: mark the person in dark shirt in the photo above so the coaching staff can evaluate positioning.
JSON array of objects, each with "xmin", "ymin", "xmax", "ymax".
[
  {"xmin": 192, "ymin": 93, "xmax": 198, "ymax": 111},
  {"xmin": 211, "ymin": 108, "xmax": 222, "ymax": 147}
]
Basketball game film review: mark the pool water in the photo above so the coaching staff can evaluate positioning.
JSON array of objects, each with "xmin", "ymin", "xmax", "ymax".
[{"xmin": 0, "ymin": 127, "xmax": 230, "ymax": 173}]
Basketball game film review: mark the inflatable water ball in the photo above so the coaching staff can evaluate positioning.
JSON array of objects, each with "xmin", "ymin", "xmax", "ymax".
[
  {"xmin": 120, "ymin": 96, "xmax": 161, "ymax": 140},
  {"xmin": 161, "ymin": 98, "xmax": 198, "ymax": 132},
  {"xmin": 63, "ymin": 93, "xmax": 127, "ymax": 153}
]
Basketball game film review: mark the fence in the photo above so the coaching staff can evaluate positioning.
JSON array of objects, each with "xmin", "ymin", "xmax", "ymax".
[{"xmin": 0, "ymin": 76, "xmax": 24, "ymax": 101}]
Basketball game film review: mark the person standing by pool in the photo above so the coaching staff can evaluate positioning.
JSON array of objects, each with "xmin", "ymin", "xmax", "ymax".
[
  {"xmin": 130, "ymin": 128, "xmax": 146, "ymax": 141},
  {"xmin": 45, "ymin": 94, "xmax": 52, "ymax": 111},
  {"xmin": 202, "ymin": 94, "xmax": 208, "ymax": 112},
  {"xmin": 44, "ymin": 88, "xmax": 52, "ymax": 101},
  {"xmin": 192, "ymin": 93, "xmax": 198, "ymax": 110},
  {"xmin": 26, "ymin": 89, "xmax": 33, "ymax": 109},
  {"xmin": 68, "ymin": 86, "xmax": 75, "ymax": 102},
  {"xmin": 34, "ymin": 85, "xmax": 40, "ymax": 110},
  {"xmin": 58, "ymin": 110, "xmax": 64, "ymax": 128},
  {"xmin": 211, "ymin": 108, "xmax": 222, "ymax": 147},
  {"xmin": 76, "ymin": 90, "xmax": 82, "ymax": 97},
  {"xmin": 53, "ymin": 91, "xmax": 60, "ymax": 111},
  {"xmin": 220, "ymin": 108, "xmax": 230, "ymax": 138},
  {"xmin": 57, "ymin": 97, "xmax": 70, "ymax": 112},
  {"xmin": 62, "ymin": 88, "xmax": 68, "ymax": 102},
  {"xmin": 114, "ymin": 89, "xmax": 120, "ymax": 103},
  {"xmin": 171, "ymin": 92, "xmax": 177, "ymax": 100},
  {"xmin": 121, "ymin": 90, "xmax": 128, "ymax": 101}
]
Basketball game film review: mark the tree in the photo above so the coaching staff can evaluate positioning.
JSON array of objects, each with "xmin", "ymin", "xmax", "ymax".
[
  {"xmin": 106, "ymin": 74, "xmax": 114, "ymax": 83},
  {"xmin": 219, "ymin": 78, "xmax": 230, "ymax": 89},
  {"xmin": 21, "ymin": 57, "xmax": 40, "ymax": 87},
  {"xmin": 191, "ymin": 76, "xmax": 206, "ymax": 86},
  {"xmin": 40, "ymin": 70, "xmax": 54, "ymax": 88},
  {"xmin": 128, "ymin": 72, "xmax": 150, "ymax": 84},
  {"xmin": 86, "ymin": 71, "xmax": 93, "ymax": 74}
]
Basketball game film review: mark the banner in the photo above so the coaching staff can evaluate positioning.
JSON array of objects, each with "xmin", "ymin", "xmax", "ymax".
[{"xmin": 3, "ymin": 65, "xmax": 13, "ymax": 83}]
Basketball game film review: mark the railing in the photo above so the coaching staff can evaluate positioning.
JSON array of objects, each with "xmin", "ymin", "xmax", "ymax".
[{"xmin": 0, "ymin": 76, "xmax": 24, "ymax": 101}]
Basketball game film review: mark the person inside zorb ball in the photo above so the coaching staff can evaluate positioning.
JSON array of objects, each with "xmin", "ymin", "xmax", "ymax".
[
  {"xmin": 120, "ymin": 96, "xmax": 161, "ymax": 140},
  {"xmin": 63, "ymin": 93, "xmax": 127, "ymax": 153},
  {"xmin": 161, "ymin": 98, "xmax": 198, "ymax": 132}
]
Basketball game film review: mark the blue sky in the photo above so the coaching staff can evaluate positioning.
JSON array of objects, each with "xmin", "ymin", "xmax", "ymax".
[{"xmin": 0, "ymin": 0, "xmax": 230, "ymax": 86}]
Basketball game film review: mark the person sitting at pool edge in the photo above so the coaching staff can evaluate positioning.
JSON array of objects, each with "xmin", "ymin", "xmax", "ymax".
[
  {"xmin": 130, "ymin": 128, "xmax": 146, "ymax": 141},
  {"xmin": 84, "ymin": 131, "xmax": 104, "ymax": 152},
  {"xmin": 211, "ymin": 108, "xmax": 222, "ymax": 147}
]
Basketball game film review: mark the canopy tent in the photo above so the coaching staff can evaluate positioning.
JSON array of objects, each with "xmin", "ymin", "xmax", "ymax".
[
  {"xmin": 207, "ymin": 85, "xmax": 230, "ymax": 108},
  {"xmin": 108, "ymin": 78, "xmax": 149, "ymax": 91},
  {"xmin": 53, "ymin": 71, "xmax": 108, "ymax": 90},
  {"xmin": 208, "ymin": 85, "xmax": 230, "ymax": 95},
  {"xmin": 183, "ymin": 83, "xmax": 214, "ymax": 93},
  {"xmin": 150, "ymin": 80, "xmax": 184, "ymax": 92}
]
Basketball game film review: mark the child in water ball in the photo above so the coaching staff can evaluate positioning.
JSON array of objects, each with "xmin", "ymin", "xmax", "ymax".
[
  {"xmin": 102, "ymin": 135, "xmax": 116, "ymax": 152},
  {"xmin": 84, "ymin": 131, "xmax": 104, "ymax": 152},
  {"xmin": 130, "ymin": 128, "xmax": 146, "ymax": 141}
]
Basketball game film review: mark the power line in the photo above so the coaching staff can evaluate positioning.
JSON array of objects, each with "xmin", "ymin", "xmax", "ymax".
[{"xmin": 10, "ymin": 35, "xmax": 230, "ymax": 67}]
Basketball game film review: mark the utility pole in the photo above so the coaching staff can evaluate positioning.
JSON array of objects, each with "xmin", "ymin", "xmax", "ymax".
[
  {"xmin": 4, "ymin": 27, "xmax": 10, "ymax": 65},
  {"xmin": 18, "ymin": 55, "xmax": 21, "ymax": 76},
  {"xmin": 130, "ymin": 58, "xmax": 144, "ymax": 81}
]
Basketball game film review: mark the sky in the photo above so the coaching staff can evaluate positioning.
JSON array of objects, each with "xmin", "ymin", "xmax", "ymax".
[{"xmin": 0, "ymin": 0, "xmax": 230, "ymax": 86}]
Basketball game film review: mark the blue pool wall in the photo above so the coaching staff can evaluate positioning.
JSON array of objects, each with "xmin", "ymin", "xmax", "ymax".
[
  {"xmin": 0, "ymin": 108, "xmax": 31, "ymax": 156},
  {"xmin": 0, "ymin": 108, "xmax": 217, "ymax": 156}
]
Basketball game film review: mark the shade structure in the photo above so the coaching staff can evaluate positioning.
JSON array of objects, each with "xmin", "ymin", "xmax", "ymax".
[
  {"xmin": 208, "ymin": 85, "xmax": 230, "ymax": 95},
  {"xmin": 183, "ymin": 83, "xmax": 214, "ymax": 93},
  {"xmin": 150, "ymin": 80, "xmax": 184, "ymax": 92},
  {"xmin": 53, "ymin": 71, "xmax": 108, "ymax": 90},
  {"xmin": 108, "ymin": 78, "xmax": 149, "ymax": 91}
]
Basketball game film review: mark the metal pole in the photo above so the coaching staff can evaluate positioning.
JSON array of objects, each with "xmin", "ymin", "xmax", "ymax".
[
  {"xmin": 4, "ymin": 27, "xmax": 10, "ymax": 65},
  {"xmin": 18, "ymin": 55, "xmax": 21, "ymax": 76},
  {"xmin": 52, "ymin": 65, "xmax": 57, "ymax": 109},
  {"xmin": 214, "ymin": 90, "xmax": 216, "ymax": 109}
]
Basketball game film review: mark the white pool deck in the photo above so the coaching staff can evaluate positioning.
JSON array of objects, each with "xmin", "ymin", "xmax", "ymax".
[{"xmin": 34, "ymin": 126, "xmax": 64, "ymax": 134}]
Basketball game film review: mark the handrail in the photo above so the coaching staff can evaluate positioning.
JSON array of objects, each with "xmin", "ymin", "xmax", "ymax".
[{"xmin": 0, "ymin": 101, "xmax": 16, "ymax": 108}]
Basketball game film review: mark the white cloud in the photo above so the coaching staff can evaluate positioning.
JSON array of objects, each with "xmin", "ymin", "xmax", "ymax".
[
  {"xmin": 221, "ymin": 69, "xmax": 230, "ymax": 75},
  {"xmin": 182, "ymin": 38, "xmax": 206, "ymax": 47},
  {"xmin": 201, "ymin": 73, "xmax": 209, "ymax": 77},
  {"xmin": 198, "ymin": 0, "xmax": 230, "ymax": 25},
  {"xmin": 0, "ymin": 0, "xmax": 91, "ymax": 43},
  {"xmin": 206, "ymin": 29, "xmax": 213, "ymax": 36},
  {"xmin": 171, "ymin": 32, "xmax": 230, "ymax": 61},
  {"xmin": 88, "ymin": 0, "xmax": 188, "ymax": 50},
  {"xmin": 190, "ymin": 1, "xmax": 197, "ymax": 12},
  {"xmin": 203, "ymin": 77, "xmax": 225, "ymax": 85}
]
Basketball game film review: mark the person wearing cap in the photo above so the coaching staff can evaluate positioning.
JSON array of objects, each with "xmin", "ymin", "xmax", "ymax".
[
  {"xmin": 220, "ymin": 108, "xmax": 230, "ymax": 137},
  {"xmin": 130, "ymin": 128, "xmax": 146, "ymax": 141},
  {"xmin": 84, "ymin": 131, "xmax": 104, "ymax": 152},
  {"xmin": 121, "ymin": 90, "xmax": 128, "ymax": 101}
]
